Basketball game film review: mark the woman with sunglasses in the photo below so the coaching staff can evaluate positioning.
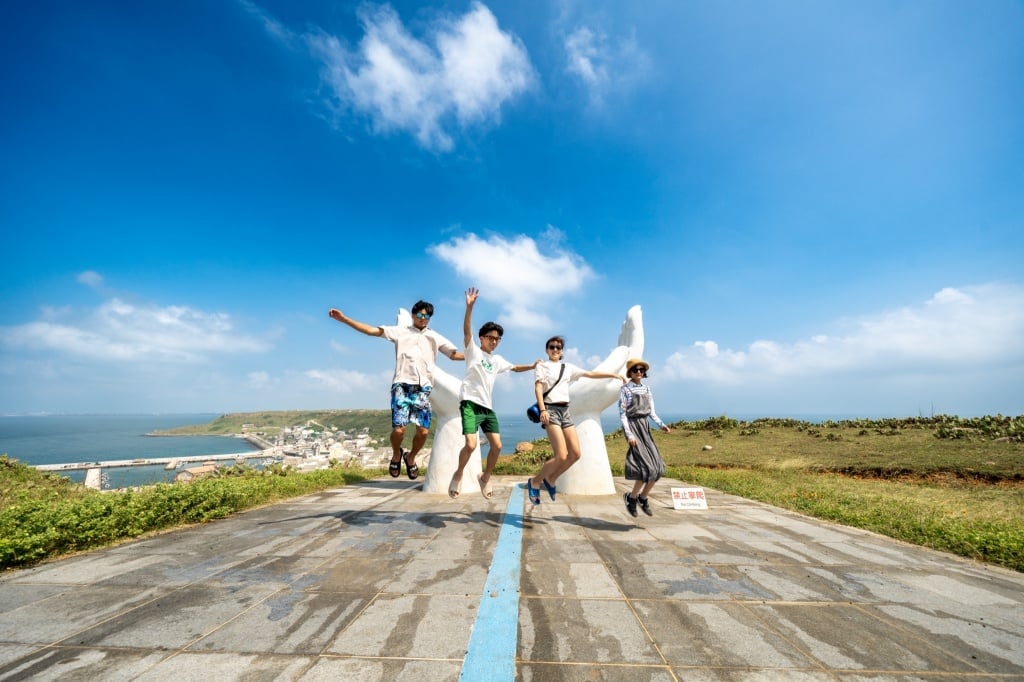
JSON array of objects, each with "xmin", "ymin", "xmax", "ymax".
[
  {"xmin": 525, "ymin": 336, "xmax": 626, "ymax": 505},
  {"xmin": 620, "ymin": 358, "xmax": 671, "ymax": 517}
]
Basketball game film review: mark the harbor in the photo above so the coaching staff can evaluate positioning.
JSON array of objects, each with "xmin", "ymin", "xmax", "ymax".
[
  {"xmin": 32, "ymin": 449, "xmax": 276, "ymax": 473},
  {"xmin": 5, "ymin": 415, "xmax": 413, "ymax": 491},
  {"xmin": 31, "ymin": 450, "xmax": 284, "ymax": 490},
  {"xmin": 32, "ymin": 430, "xmax": 277, "ymax": 474}
]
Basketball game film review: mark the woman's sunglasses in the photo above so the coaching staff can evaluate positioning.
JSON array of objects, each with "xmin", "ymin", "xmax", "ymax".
[{"xmin": 547, "ymin": 344, "xmax": 562, "ymax": 351}]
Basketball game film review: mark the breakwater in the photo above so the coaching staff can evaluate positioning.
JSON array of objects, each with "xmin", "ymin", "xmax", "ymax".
[{"xmin": 33, "ymin": 449, "xmax": 275, "ymax": 473}]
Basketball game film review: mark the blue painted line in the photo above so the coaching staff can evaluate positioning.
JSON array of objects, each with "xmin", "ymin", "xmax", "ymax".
[{"xmin": 459, "ymin": 483, "xmax": 525, "ymax": 682}]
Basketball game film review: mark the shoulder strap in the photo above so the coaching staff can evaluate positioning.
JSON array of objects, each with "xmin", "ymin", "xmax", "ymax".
[{"xmin": 541, "ymin": 363, "xmax": 566, "ymax": 399}]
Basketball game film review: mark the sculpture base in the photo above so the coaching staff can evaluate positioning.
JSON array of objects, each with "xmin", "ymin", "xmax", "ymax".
[
  {"xmin": 557, "ymin": 417, "xmax": 617, "ymax": 495},
  {"xmin": 421, "ymin": 415, "xmax": 482, "ymax": 495}
]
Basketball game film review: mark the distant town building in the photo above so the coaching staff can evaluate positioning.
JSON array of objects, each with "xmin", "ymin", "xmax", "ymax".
[{"xmin": 175, "ymin": 464, "xmax": 218, "ymax": 483}]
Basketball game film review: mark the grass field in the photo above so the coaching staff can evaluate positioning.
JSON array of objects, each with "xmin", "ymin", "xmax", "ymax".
[
  {"xmin": 2, "ymin": 414, "xmax": 1022, "ymax": 572},
  {"xmin": 498, "ymin": 415, "xmax": 1023, "ymax": 572},
  {"xmin": 152, "ymin": 409, "xmax": 396, "ymax": 440}
]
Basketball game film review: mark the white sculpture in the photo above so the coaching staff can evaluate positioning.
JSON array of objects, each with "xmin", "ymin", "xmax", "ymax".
[
  {"xmin": 420, "ymin": 306, "xmax": 644, "ymax": 496},
  {"xmin": 560, "ymin": 305, "xmax": 644, "ymax": 495},
  {"xmin": 387, "ymin": 307, "xmax": 480, "ymax": 495}
]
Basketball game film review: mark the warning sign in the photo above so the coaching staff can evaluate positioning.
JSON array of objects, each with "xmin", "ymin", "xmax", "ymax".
[{"xmin": 671, "ymin": 487, "xmax": 708, "ymax": 510}]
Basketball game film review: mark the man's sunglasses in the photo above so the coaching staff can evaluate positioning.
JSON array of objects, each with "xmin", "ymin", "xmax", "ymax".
[{"xmin": 414, "ymin": 312, "xmax": 432, "ymax": 320}]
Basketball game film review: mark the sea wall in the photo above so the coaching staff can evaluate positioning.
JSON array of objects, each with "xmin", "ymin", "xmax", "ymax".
[{"xmin": 243, "ymin": 433, "xmax": 274, "ymax": 449}]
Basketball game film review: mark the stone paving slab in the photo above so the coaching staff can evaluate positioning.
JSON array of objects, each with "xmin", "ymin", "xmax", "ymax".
[{"xmin": 0, "ymin": 475, "xmax": 1022, "ymax": 681}]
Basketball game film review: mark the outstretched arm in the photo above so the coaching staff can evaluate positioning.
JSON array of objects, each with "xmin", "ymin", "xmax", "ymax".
[
  {"xmin": 582, "ymin": 370, "xmax": 627, "ymax": 384},
  {"xmin": 463, "ymin": 287, "xmax": 478, "ymax": 348},
  {"xmin": 649, "ymin": 391, "xmax": 670, "ymax": 432},
  {"xmin": 328, "ymin": 308, "xmax": 383, "ymax": 337},
  {"xmin": 512, "ymin": 359, "xmax": 540, "ymax": 373}
]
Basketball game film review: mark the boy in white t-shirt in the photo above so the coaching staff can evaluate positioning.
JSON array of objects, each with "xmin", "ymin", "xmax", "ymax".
[
  {"xmin": 329, "ymin": 300, "xmax": 464, "ymax": 480},
  {"xmin": 449, "ymin": 287, "xmax": 538, "ymax": 499}
]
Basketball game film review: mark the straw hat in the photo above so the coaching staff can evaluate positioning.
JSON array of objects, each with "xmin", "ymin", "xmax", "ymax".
[{"xmin": 626, "ymin": 358, "xmax": 650, "ymax": 374}]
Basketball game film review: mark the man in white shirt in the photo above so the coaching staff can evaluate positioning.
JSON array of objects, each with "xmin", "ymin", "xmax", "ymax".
[
  {"xmin": 329, "ymin": 300, "xmax": 464, "ymax": 479},
  {"xmin": 449, "ymin": 287, "xmax": 537, "ymax": 499}
]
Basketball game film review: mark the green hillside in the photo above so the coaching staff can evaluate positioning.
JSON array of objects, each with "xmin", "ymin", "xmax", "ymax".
[{"xmin": 152, "ymin": 410, "xmax": 395, "ymax": 439}]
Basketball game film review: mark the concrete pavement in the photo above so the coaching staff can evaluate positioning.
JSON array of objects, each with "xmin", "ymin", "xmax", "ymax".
[{"xmin": 1, "ymin": 475, "xmax": 1022, "ymax": 681}]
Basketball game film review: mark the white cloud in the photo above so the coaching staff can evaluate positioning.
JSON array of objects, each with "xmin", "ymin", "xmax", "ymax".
[
  {"xmin": 439, "ymin": 5, "xmax": 533, "ymax": 125},
  {"xmin": 428, "ymin": 229, "xmax": 596, "ymax": 330},
  {"xmin": 306, "ymin": 2, "xmax": 532, "ymax": 151},
  {"xmin": 927, "ymin": 286, "xmax": 972, "ymax": 306},
  {"xmin": 246, "ymin": 371, "xmax": 270, "ymax": 388},
  {"xmin": 0, "ymin": 297, "xmax": 272, "ymax": 363},
  {"xmin": 563, "ymin": 24, "xmax": 649, "ymax": 105},
  {"xmin": 77, "ymin": 270, "xmax": 104, "ymax": 288},
  {"xmin": 663, "ymin": 283, "xmax": 1024, "ymax": 386},
  {"xmin": 240, "ymin": 0, "xmax": 297, "ymax": 47},
  {"xmin": 304, "ymin": 368, "xmax": 380, "ymax": 393},
  {"xmin": 565, "ymin": 27, "xmax": 606, "ymax": 85}
]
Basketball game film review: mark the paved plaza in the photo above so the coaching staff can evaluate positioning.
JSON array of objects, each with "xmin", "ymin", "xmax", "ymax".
[{"xmin": 1, "ymin": 475, "xmax": 1022, "ymax": 680}]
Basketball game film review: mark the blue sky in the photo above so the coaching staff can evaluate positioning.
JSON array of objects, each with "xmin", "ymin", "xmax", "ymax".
[{"xmin": 2, "ymin": 0, "xmax": 1022, "ymax": 418}]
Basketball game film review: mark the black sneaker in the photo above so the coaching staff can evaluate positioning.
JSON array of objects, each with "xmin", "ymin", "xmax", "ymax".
[
  {"xmin": 623, "ymin": 492, "xmax": 638, "ymax": 517},
  {"xmin": 638, "ymin": 496, "xmax": 653, "ymax": 516}
]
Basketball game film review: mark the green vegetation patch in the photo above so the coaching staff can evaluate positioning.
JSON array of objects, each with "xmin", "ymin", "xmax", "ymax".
[
  {"xmin": 152, "ymin": 409, "xmax": 395, "ymax": 440},
  {"xmin": 0, "ymin": 456, "xmax": 367, "ymax": 570},
  {"xmin": 672, "ymin": 466, "xmax": 1024, "ymax": 572}
]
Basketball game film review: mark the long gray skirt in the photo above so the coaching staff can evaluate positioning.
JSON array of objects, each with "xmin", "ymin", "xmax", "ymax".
[{"xmin": 624, "ymin": 415, "xmax": 666, "ymax": 483}]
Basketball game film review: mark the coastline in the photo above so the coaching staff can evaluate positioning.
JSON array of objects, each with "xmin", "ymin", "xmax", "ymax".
[
  {"xmin": 145, "ymin": 432, "xmax": 240, "ymax": 437},
  {"xmin": 144, "ymin": 431, "xmax": 273, "ymax": 449},
  {"xmin": 1, "ymin": 415, "xmax": 266, "ymax": 489},
  {"xmin": 33, "ymin": 449, "xmax": 275, "ymax": 473}
]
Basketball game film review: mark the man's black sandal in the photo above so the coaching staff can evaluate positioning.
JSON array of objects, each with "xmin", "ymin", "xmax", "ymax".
[{"xmin": 403, "ymin": 450, "xmax": 419, "ymax": 480}]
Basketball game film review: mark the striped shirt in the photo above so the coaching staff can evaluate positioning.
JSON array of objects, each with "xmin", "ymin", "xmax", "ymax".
[{"xmin": 619, "ymin": 381, "xmax": 666, "ymax": 439}]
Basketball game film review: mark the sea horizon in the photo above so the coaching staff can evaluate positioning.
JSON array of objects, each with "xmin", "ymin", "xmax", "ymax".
[
  {"xmin": 0, "ymin": 414, "xmax": 259, "ymax": 488},
  {"xmin": 1, "ymin": 409, "xmax": 942, "ymax": 421},
  {"xmin": 0, "ymin": 410, "xmax": 930, "ymax": 461},
  {"xmin": 1, "ymin": 409, "xmax": 984, "ymax": 490}
]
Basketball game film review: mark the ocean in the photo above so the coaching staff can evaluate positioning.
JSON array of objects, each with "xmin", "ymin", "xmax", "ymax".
[
  {"xmin": 495, "ymin": 411, "xmax": 809, "ymax": 450},
  {"xmin": 0, "ymin": 414, "xmax": 260, "ymax": 489},
  {"xmin": 498, "ymin": 410, "xmax": 640, "ymax": 451}
]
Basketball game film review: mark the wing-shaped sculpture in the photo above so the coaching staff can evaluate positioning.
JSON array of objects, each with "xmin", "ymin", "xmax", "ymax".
[
  {"xmin": 418, "ymin": 305, "xmax": 643, "ymax": 496},
  {"xmin": 560, "ymin": 305, "xmax": 644, "ymax": 495},
  {"xmin": 412, "ymin": 307, "xmax": 481, "ymax": 494}
]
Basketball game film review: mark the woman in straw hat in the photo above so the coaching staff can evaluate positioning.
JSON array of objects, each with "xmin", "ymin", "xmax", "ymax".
[{"xmin": 620, "ymin": 358, "xmax": 671, "ymax": 517}]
